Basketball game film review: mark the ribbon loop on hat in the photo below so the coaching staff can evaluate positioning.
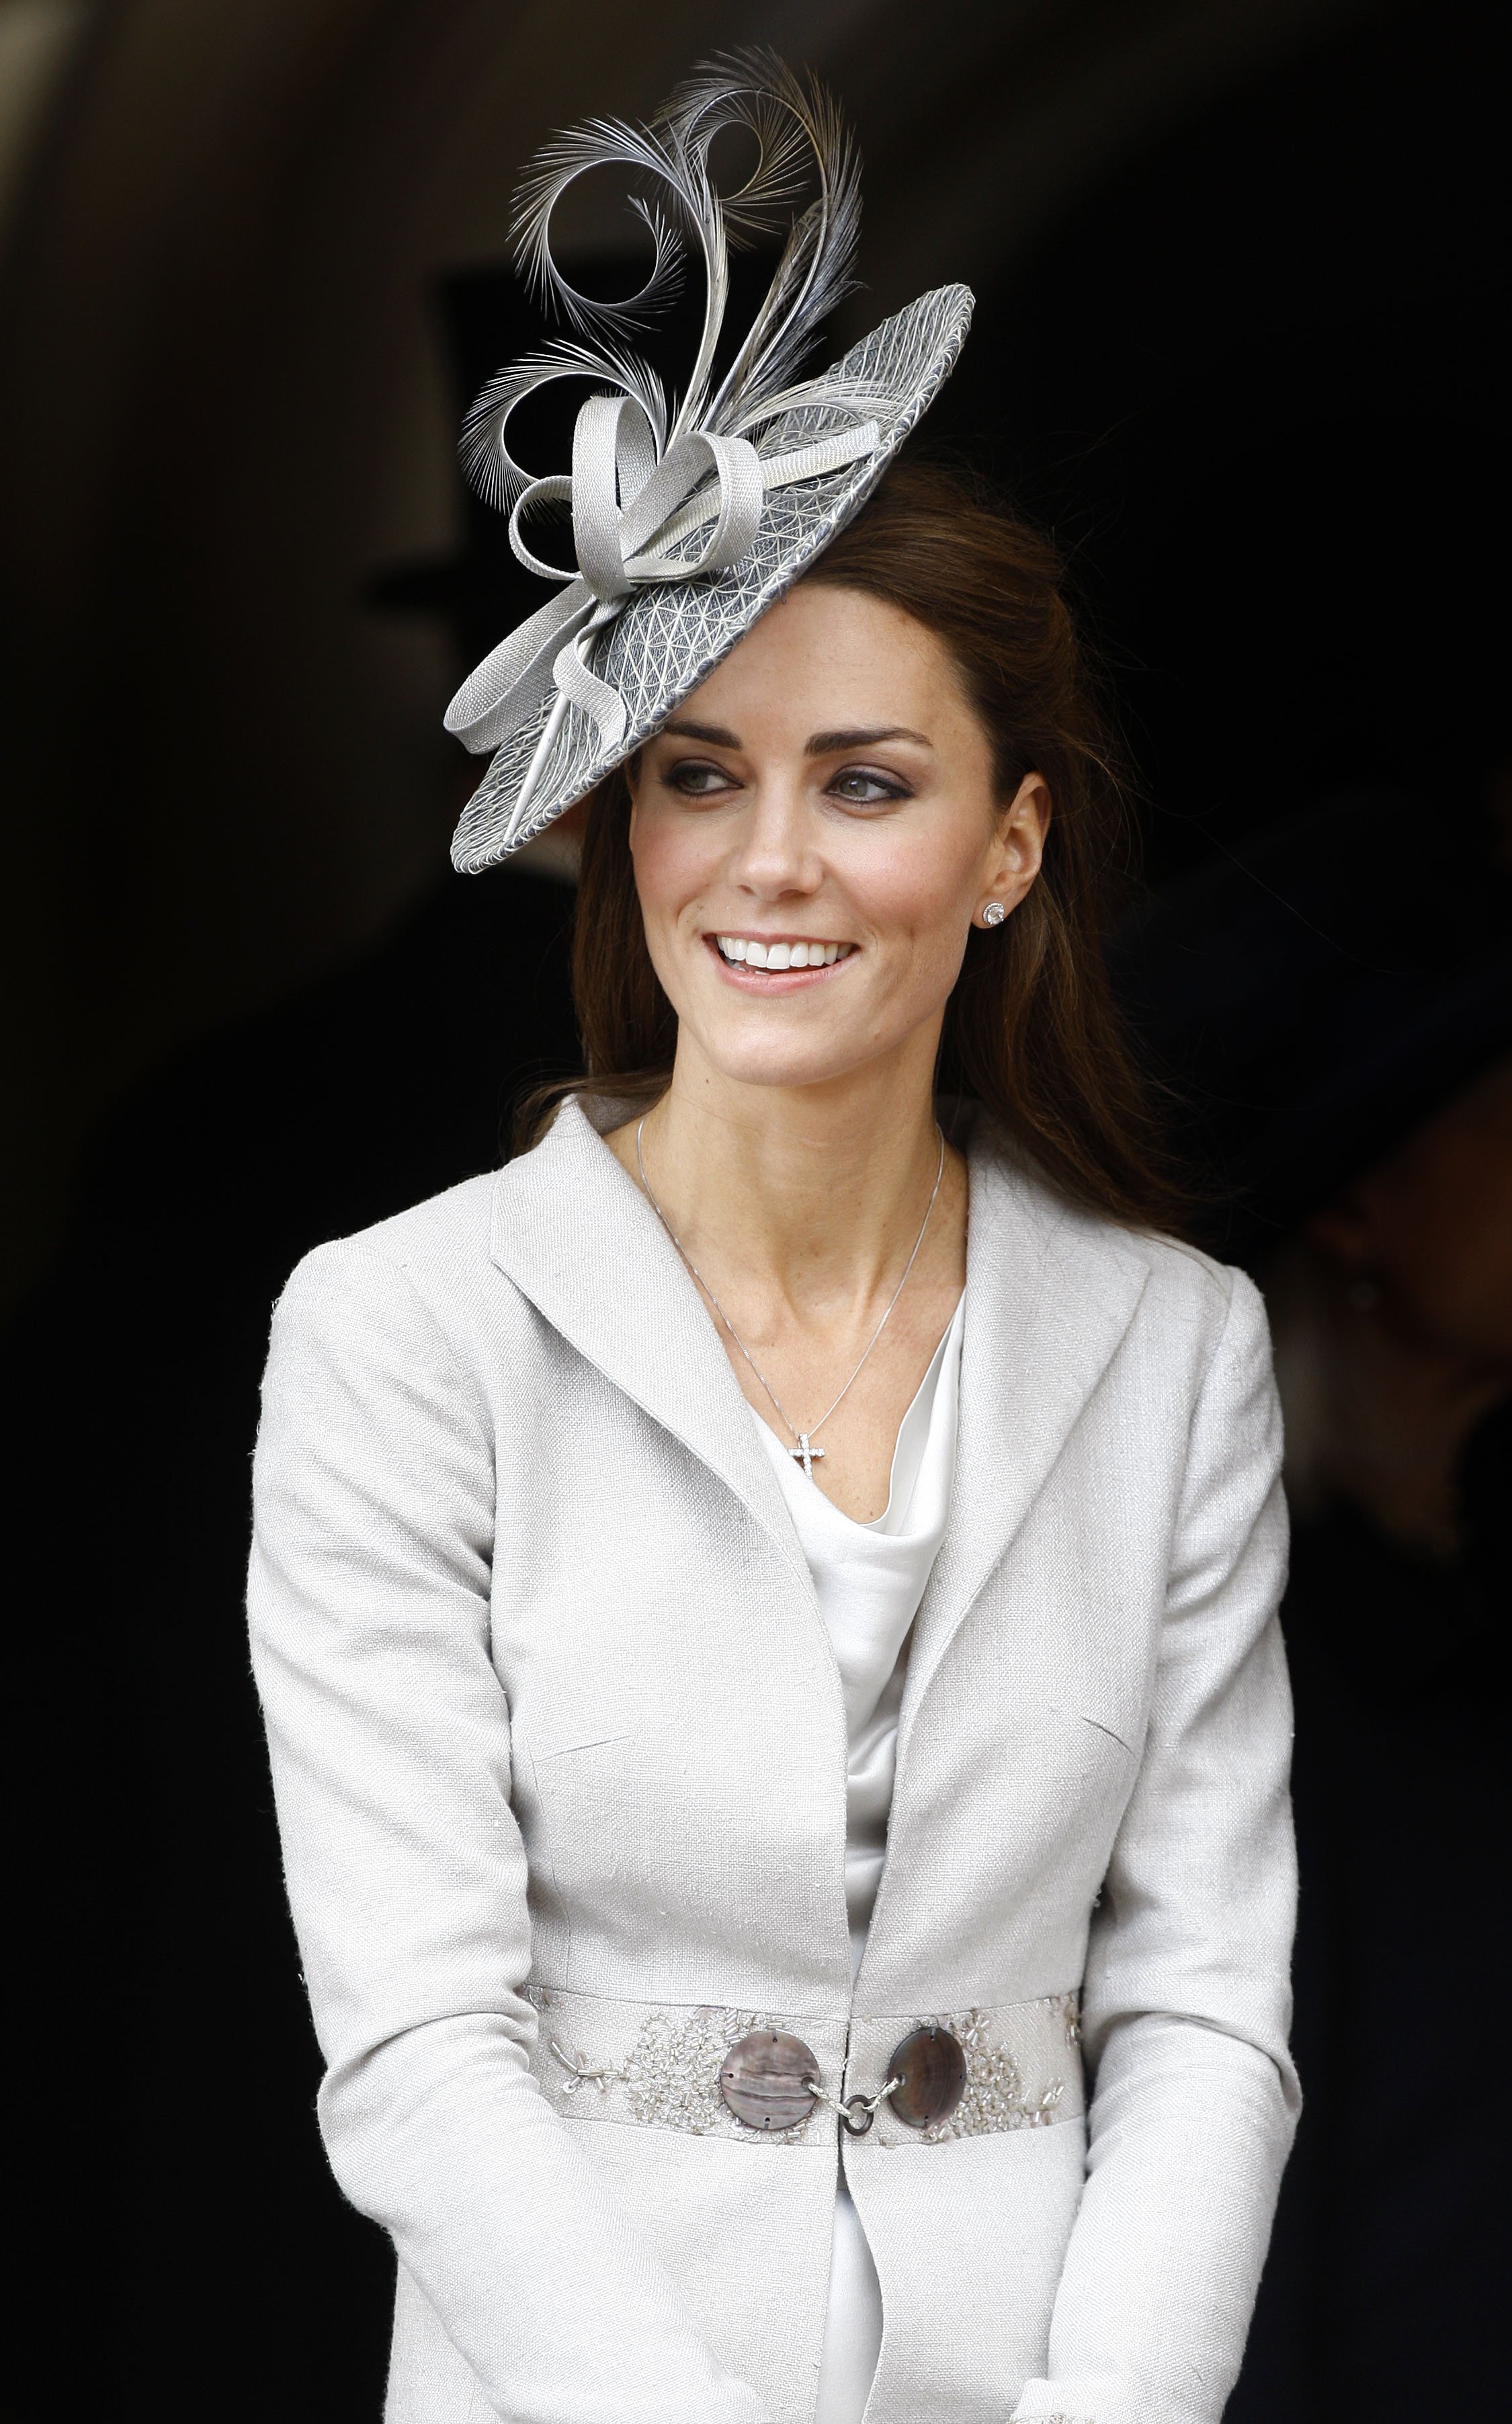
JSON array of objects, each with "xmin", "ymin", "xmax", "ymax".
[
  {"xmin": 444, "ymin": 385, "xmax": 883, "ymax": 771},
  {"xmin": 683, "ymin": 432, "xmax": 764, "ymax": 573},
  {"xmin": 552, "ymin": 620, "xmax": 628, "ymax": 752},
  {"xmin": 571, "ymin": 395, "xmax": 660, "ymax": 602},
  {"xmin": 507, "ymin": 477, "xmax": 577, "ymax": 585}
]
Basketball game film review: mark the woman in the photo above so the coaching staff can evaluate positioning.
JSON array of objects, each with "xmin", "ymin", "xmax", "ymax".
[{"xmin": 249, "ymin": 60, "xmax": 1297, "ymax": 2424}]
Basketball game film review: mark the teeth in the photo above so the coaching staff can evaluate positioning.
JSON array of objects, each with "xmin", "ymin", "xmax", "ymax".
[{"xmin": 715, "ymin": 936, "xmax": 853, "ymax": 967}]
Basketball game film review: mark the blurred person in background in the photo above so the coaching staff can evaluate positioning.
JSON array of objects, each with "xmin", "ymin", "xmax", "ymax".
[{"xmin": 1114, "ymin": 793, "xmax": 1512, "ymax": 2421}]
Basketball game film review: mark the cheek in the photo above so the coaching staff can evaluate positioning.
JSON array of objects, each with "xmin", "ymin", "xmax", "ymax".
[
  {"xmin": 847, "ymin": 825, "xmax": 983, "ymax": 949},
  {"xmin": 629, "ymin": 805, "xmax": 716, "ymax": 931}
]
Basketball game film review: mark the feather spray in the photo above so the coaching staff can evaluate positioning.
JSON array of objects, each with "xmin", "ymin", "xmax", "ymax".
[{"xmin": 460, "ymin": 50, "xmax": 867, "ymax": 516}]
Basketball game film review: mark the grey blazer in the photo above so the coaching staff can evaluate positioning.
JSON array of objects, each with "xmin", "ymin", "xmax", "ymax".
[{"xmin": 248, "ymin": 1099, "xmax": 1298, "ymax": 2424}]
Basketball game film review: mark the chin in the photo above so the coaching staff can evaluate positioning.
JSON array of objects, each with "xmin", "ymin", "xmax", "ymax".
[
  {"xmin": 698, "ymin": 1028, "xmax": 868, "ymax": 1093},
  {"xmin": 710, "ymin": 1054, "xmax": 860, "ymax": 1093}
]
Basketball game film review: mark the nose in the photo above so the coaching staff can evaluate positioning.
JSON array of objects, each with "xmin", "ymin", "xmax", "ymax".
[{"xmin": 725, "ymin": 775, "xmax": 821, "ymax": 899}]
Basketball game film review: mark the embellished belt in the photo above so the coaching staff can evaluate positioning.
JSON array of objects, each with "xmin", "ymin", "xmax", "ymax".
[{"xmin": 525, "ymin": 1984, "xmax": 1084, "ymax": 2148}]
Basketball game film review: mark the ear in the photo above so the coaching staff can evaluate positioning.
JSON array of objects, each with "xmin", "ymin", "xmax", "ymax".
[{"xmin": 975, "ymin": 772, "xmax": 1050, "ymax": 925}]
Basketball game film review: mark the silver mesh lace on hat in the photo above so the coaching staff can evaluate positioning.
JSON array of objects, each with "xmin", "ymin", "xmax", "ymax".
[{"xmin": 444, "ymin": 50, "xmax": 974, "ymax": 871}]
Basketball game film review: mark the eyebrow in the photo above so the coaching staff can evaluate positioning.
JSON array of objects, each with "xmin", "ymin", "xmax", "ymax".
[
  {"xmin": 805, "ymin": 725, "xmax": 931, "ymax": 755},
  {"xmin": 659, "ymin": 718, "xmax": 933, "ymax": 754},
  {"xmin": 660, "ymin": 719, "xmax": 743, "ymax": 747}
]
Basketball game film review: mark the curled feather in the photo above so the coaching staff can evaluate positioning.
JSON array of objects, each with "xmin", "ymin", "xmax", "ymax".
[
  {"xmin": 728, "ymin": 370, "xmax": 896, "ymax": 446},
  {"xmin": 656, "ymin": 50, "xmax": 861, "ymax": 429},
  {"xmin": 461, "ymin": 340, "xmax": 669, "ymax": 514},
  {"xmin": 461, "ymin": 50, "xmax": 862, "ymax": 510},
  {"xmin": 509, "ymin": 116, "xmax": 689, "ymax": 335},
  {"xmin": 656, "ymin": 52, "xmax": 813, "ymax": 245}
]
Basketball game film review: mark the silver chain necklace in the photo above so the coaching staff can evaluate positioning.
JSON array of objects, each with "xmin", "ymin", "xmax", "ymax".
[{"xmin": 635, "ymin": 1116, "xmax": 947, "ymax": 1483}]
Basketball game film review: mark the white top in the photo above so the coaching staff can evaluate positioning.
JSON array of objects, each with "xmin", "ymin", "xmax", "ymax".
[{"xmin": 751, "ymin": 1293, "xmax": 966, "ymax": 2424}]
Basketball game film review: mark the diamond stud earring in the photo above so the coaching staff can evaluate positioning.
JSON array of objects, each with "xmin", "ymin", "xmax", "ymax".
[{"xmin": 981, "ymin": 901, "xmax": 1007, "ymax": 926}]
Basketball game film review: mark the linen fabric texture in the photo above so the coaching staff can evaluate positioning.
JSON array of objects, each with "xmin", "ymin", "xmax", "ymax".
[{"xmin": 247, "ymin": 1100, "xmax": 1299, "ymax": 2424}]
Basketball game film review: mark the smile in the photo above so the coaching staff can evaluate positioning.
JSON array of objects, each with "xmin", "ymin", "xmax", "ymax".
[{"xmin": 712, "ymin": 935, "xmax": 855, "ymax": 969}]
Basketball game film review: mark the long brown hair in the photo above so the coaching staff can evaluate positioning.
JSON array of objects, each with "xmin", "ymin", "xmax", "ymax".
[{"xmin": 519, "ymin": 455, "xmax": 1185, "ymax": 1233}]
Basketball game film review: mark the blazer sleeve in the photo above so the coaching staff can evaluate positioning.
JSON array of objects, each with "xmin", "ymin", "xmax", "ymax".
[
  {"xmin": 247, "ymin": 1240, "xmax": 768, "ymax": 2424},
  {"xmin": 1010, "ymin": 1265, "xmax": 1300, "ymax": 2424}
]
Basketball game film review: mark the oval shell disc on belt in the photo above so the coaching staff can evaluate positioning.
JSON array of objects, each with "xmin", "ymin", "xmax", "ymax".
[
  {"xmin": 718, "ymin": 2029, "xmax": 821, "ymax": 2131},
  {"xmin": 886, "ymin": 2024, "xmax": 967, "ymax": 2128}
]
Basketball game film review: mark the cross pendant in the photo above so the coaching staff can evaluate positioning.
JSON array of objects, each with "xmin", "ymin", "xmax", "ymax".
[{"xmin": 789, "ymin": 1433, "xmax": 825, "ymax": 1481}]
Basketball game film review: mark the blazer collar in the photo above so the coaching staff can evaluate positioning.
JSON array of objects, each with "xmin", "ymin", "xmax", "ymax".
[
  {"xmin": 489, "ymin": 1098, "xmax": 1151, "ymax": 1652},
  {"xmin": 896, "ymin": 1119, "xmax": 1150, "ymax": 1751},
  {"xmin": 489, "ymin": 1096, "xmax": 812, "ymax": 1595}
]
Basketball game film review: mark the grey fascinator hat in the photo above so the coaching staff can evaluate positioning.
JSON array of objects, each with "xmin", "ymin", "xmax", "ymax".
[{"xmin": 444, "ymin": 52, "xmax": 974, "ymax": 872}]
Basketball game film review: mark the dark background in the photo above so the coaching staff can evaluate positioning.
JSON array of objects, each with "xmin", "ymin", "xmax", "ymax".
[{"xmin": 2, "ymin": 2, "xmax": 1507, "ymax": 2417}]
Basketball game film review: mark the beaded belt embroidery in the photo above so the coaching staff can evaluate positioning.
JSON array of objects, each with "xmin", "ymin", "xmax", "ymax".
[{"xmin": 525, "ymin": 1984, "xmax": 1083, "ymax": 2147}]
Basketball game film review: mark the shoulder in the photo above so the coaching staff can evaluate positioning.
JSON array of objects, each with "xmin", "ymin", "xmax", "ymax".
[
  {"xmin": 275, "ymin": 1169, "xmax": 493, "ymax": 1305},
  {"xmin": 1007, "ymin": 1187, "xmax": 1282, "ymax": 1504},
  {"xmin": 265, "ymin": 1096, "xmax": 642, "ymax": 1387},
  {"xmin": 1122, "ymin": 1225, "xmax": 1264, "ymax": 1341},
  {"xmin": 1119, "ymin": 1231, "xmax": 1275, "ymax": 1434},
  {"xmin": 253, "ymin": 1178, "xmax": 516, "ymax": 1513},
  {"xmin": 970, "ymin": 1122, "xmax": 1267, "ymax": 1376},
  {"xmin": 267, "ymin": 1168, "xmax": 532, "ymax": 1383}
]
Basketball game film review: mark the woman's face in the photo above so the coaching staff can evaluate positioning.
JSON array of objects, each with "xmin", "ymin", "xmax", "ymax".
[{"xmin": 628, "ymin": 583, "xmax": 1047, "ymax": 1098}]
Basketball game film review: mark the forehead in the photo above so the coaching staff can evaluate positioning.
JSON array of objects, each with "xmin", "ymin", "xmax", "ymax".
[{"xmin": 671, "ymin": 582, "xmax": 968, "ymax": 735}]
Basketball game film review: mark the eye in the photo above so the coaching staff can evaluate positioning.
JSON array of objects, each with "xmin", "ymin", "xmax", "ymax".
[
  {"xmin": 828, "ymin": 767, "xmax": 912, "ymax": 806},
  {"xmin": 661, "ymin": 757, "xmax": 739, "ymax": 799}
]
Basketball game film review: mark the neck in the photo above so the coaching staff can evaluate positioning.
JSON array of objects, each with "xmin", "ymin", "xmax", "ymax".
[{"xmin": 634, "ymin": 1030, "xmax": 948, "ymax": 1318}]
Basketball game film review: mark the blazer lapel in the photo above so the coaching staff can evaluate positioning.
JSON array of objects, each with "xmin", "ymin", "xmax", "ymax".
[
  {"xmin": 489, "ymin": 1098, "xmax": 812, "ymax": 1596},
  {"xmin": 896, "ymin": 1129, "xmax": 1150, "ymax": 1754},
  {"xmin": 490, "ymin": 1102, "xmax": 1149, "ymax": 1689}
]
